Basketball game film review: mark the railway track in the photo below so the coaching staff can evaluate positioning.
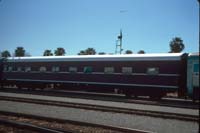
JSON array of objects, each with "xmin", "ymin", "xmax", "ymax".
[
  {"xmin": 0, "ymin": 111, "xmax": 152, "ymax": 133},
  {"xmin": 0, "ymin": 117, "xmax": 67, "ymax": 133},
  {"xmin": 0, "ymin": 95, "xmax": 198, "ymax": 122},
  {"xmin": 0, "ymin": 87, "xmax": 199, "ymax": 109}
]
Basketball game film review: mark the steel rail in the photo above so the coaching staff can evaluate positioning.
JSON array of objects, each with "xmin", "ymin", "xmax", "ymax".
[
  {"xmin": 0, "ymin": 87, "xmax": 199, "ymax": 109},
  {"xmin": 0, "ymin": 96, "xmax": 198, "ymax": 122},
  {"xmin": 0, "ymin": 118, "xmax": 71, "ymax": 133},
  {"xmin": 0, "ymin": 111, "xmax": 153, "ymax": 133},
  {"xmin": 47, "ymin": 89, "xmax": 199, "ymax": 109}
]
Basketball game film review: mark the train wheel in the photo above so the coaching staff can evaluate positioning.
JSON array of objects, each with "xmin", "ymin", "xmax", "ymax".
[
  {"xmin": 17, "ymin": 85, "xmax": 21, "ymax": 89},
  {"xmin": 149, "ymin": 95, "xmax": 162, "ymax": 100},
  {"xmin": 114, "ymin": 88, "xmax": 118, "ymax": 94},
  {"xmin": 125, "ymin": 91, "xmax": 132, "ymax": 98}
]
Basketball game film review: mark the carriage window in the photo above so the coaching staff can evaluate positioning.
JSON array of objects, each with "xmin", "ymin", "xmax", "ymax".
[
  {"xmin": 122, "ymin": 67, "xmax": 132, "ymax": 74},
  {"xmin": 104, "ymin": 67, "xmax": 114, "ymax": 74},
  {"xmin": 69, "ymin": 67, "xmax": 77, "ymax": 73},
  {"xmin": 8, "ymin": 66, "xmax": 13, "ymax": 72},
  {"xmin": 3, "ymin": 66, "xmax": 7, "ymax": 72},
  {"xmin": 39, "ymin": 66, "xmax": 47, "ymax": 72},
  {"xmin": 147, "ymin": 67, "xmax": 159, "ymax": 75},
  {"xmin": 17, "ymin": 67, "xmax": 22, "ymax": 72},
  {"xmin": 25, "ymin": 67, "xmax": 31, "ymax": 72},
  {"xmin": 52, "ymin": 66, "xmax": 60, "ymax": 72},
  {"xmin": 84, "ymin": 66, "xmax": 92, "ymax": 74}
]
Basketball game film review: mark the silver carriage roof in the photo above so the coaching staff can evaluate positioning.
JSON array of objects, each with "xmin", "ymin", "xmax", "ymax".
[
  {"xmin": 188, "ymin": 52, "xmax": 199, "ymax": 57},
  {"xmin": 6, "ymin": 53, "xmax": 184, "ymax": 62}
]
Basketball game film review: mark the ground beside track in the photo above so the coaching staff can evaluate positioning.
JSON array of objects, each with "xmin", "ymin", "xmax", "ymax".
[
  {"xmin": 0, "ymin": 100, "xmax": 199, "ymax": 133},
  {"xmin": 0, "ymin": 113, "xmax": 125, "ymax": 133}
]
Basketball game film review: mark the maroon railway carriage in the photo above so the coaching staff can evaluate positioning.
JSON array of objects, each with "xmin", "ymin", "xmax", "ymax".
[{"xmin": 1, "ymin": 53, "xmax": 187, "ymax": 99}]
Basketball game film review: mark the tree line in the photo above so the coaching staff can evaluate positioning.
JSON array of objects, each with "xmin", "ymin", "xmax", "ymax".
[{"xmin": 0, "ymin": 37, "xmax": 185, "ymax": 58}]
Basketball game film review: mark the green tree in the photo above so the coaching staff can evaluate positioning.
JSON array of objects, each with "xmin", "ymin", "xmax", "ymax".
[
  {"xmin": 78, "ymin": 48, "xmax": 96, "ymax": 55},
  {"xmin": 54, "ymin": 47, "xmax": 65, "ymax": 56},
  {"xmin": 1, "ymin": 50, "xmax": 11, "ymax": 57},
  {"xmin": 138, "ymin": 50, "xmax": 145, "ymax": 54},
  {"xmin": 85, "ymin": 48, "xmax": 96, "ymax": 55},
  {"xmin": 78, "ymin": 50, "xmax": 86, "ymax": 55},
  {"xmin": 169, "ymin": 37, "xmax": 185, "ymax": 53},
  {"xmin": 43, "ymin": 49, "xmax": 53, "ymax": 56},
  {"xmin": 98, "ymin": 52, "xmax": 106, "ymax": 55},
  {"xmin": 125, "ymin": 50, "xmax": 133, "ymax": 54},
  {"xmin": 15, "ymin": 47, "xmax": 25, "ymax": 57}
]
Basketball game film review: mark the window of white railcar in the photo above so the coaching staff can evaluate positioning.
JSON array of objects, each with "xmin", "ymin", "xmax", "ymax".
[
  {"xmin": 193, "ymin": 63, "xmax": 199, "ymax": 73},
  {"xmin": 25, "ymin": 67, "xmax": 31, "ymax": 72},
  {"xmin": 39, "ymin": 66, "xmax": 47, "ymax": 72},
  {"xmin": 52, "ymin": 66, "xmax": 60, "ymax": 72},
  {"xmin": 84, "ymin": 66, "xmax": 92, "ymax": 74},
  {"xmin": 122, "ymin": 67, "xmax": 132, "ymax": 74},
  {"xmin": 69, "ymin": 67, "xmax": 77, "ymax": 73},
  {"xmin": 147, "ymin": 67, "xmax": 159, "ymax": 75},
  {"xmin": 104, "ymin": 67, "xmax": 114, "ymax": 74}
]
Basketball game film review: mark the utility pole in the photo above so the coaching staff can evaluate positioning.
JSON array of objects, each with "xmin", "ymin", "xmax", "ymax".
[
  {"xmin": 198, "ymin": 0, "xmax": 200, "ymax": 52},
  {"xmin": 115, "ymin": 30, "xmax": 123, "ymax": 54}
]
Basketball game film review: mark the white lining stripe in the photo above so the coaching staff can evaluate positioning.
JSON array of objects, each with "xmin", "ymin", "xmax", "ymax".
[
  {"xmin": 6, "ymin": 78, "xmax": 178, "ymax": 89},
  {"xmin": 4, "ymin": 71, "xmax": 180, "ymax": 77}
]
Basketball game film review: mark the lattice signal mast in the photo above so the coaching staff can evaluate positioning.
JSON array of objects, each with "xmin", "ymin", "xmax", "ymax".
[{"xmin": 115, "ymin": 30, "xmax": 123, "ymax": 54}]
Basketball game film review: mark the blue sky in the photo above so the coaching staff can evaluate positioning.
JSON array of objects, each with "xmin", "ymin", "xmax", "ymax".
[{"xmin": 0, "ymin": 0, "xmax": 199, "ymax": 56}]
